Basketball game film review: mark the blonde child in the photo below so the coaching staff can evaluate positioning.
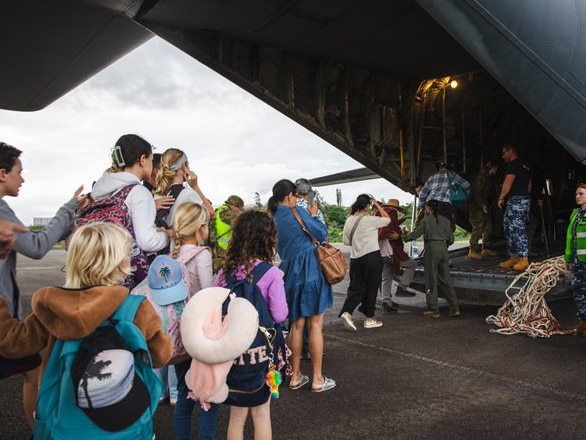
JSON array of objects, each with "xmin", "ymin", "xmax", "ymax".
[
  {"xmin": 214, "ymin": 210, "xmax": 289, "ymax": 440},
  {"xmin": 170, "ymin": 201, "xmax": 218, "ymax": 440},
  {"xmin": 0, "ymin": 222, "xmax": 172, "ymax": 437}
]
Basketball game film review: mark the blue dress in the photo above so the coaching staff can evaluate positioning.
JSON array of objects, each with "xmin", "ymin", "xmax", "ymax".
[{"xmin": 273, "ymin": 205, "xmax": 333, "ymax": 321}]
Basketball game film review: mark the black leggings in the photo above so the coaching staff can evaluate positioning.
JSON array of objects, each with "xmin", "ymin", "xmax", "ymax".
[{"xmin": 339, "ymin": 250, "xmax": 383, "ymax": 318}]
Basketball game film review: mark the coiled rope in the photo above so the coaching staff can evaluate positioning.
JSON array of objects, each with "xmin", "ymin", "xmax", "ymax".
[{"xmin": 485, "ymin": 256, "xmax": 571, "ymax": 338}]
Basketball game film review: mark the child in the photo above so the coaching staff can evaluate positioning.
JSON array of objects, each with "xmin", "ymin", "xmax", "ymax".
[
  {"xmin": 0, "ymin": 222, "xmax": 172, "ymax": 437},
  {"xmin": 0, "ymin": 141, "xmax": 85, "ymax": 428},
  {"xmin": 402, "ymin": 200, "xmax": 460, "ymax": 318},
  {"xmin": 170, "ymin": 201, "xmax": 217, "ymax": 440},
  {"xmin": 213, "ymin": 210, "xmax": 288, "ymax": 440}
]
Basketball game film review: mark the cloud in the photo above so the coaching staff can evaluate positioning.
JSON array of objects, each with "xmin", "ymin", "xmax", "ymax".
[{"xmin": 0, "ymin": 37, "xmax": 411, "ymax": 225}]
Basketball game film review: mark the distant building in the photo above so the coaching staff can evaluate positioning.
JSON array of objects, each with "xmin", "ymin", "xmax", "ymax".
[{"xmin": 33, "ymin": 217, "xmax": 51, "ymax": 227}]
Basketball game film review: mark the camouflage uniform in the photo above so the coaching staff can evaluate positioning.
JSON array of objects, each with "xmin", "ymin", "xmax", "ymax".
[
  {"xmin": 468, "ymin": 168, "xmax": 494, "ymax": 251},
  {"xmin": 208, "ymin": 195, "xmax": 244, "ymax": 273}
]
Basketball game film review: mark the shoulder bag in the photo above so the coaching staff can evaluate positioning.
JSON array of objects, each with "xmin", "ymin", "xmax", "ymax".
[{"xmin": 291, "ymin": 208, "xmax": 347, "ymax": 284}]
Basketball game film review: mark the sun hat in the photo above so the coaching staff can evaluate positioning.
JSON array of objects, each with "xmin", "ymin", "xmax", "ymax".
[
  {"xmin": 386, "ymin": 199, "xmax": 404, "ymax": 210},
  {"xmin": 148, "ymin": 255, "xmax": 188, "ymax": 306}
]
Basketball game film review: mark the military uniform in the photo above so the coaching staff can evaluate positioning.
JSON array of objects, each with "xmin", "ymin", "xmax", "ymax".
[
  {"xmin": 468, "ymin": 168, "xmax": 495, "ymax": 255},
  {"xmin": 208, "ymin": 195, "xmax": 244, "ymax": 273}
]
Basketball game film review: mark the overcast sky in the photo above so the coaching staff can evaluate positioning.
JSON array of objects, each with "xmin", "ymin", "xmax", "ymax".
[{"xmin": 1, "ymin": 37, "xmax": 411, "ymax": 225}]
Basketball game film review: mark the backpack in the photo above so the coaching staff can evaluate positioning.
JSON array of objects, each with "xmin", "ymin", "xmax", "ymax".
[
  {"xmin": 131, "ymin": 247, "xmax": 209, "ymax": 364},
  {"xmin": 222, "ymin": 262, "xmax": 287, "ymax": 407},
  {"xmin": 75, "ymin": 184, "xmax": 149, "ymax": 289},
  {"xmin": 33, "ymin": 295, "xmax": 162, "ymax": 440}
]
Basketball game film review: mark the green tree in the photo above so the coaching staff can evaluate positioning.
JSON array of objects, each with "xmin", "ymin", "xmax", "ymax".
[{"xmin": 323, "ymin": 205, "xmax": 349, "ymax": 243}]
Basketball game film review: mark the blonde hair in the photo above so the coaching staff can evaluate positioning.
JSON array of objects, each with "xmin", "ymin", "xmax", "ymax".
[
  {"xmin": 171, "ymin": 202, "xmax": 210, "ymax": 258},
  {"xmin": 155, "ymin": 148, "xmax": 186, "ymax": 195},
  {"xmin": 65, "ymin": 223, "xmax": 133, "ymax": 288}
]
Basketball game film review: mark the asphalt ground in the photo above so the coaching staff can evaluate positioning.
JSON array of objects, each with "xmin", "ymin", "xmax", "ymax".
[{"xmin": 2, "ymin": 249, "xmax": 586, "ymax": 439}]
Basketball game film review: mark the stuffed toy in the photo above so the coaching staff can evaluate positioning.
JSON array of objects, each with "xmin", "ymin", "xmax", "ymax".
[{"xmin": 180, "ymin": 287, "xmax": 259, "ymax": 409}]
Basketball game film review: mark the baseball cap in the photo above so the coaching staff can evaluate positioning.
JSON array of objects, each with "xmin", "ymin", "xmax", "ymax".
[
  {"xmin": 148, "ymin": 255, "xmax": 188, "ymax": 306},
  {"xmin": 72, "ymin": 330, "xmax": 150, "ymax": 431}
]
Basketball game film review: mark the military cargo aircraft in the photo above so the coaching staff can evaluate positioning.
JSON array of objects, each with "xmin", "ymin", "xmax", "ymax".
[{"xmin": 0, "ymin": 0, "xmax": 584, "ymax": 303}]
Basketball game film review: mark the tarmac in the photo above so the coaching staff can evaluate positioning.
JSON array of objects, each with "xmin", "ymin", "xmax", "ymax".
[{"xmin": 2, "ymin": 248, "xmax": 586, "ymax": 439}]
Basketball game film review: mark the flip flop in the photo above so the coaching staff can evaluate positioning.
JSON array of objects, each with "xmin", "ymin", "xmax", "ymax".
[
  {"xmin": 311, "ymin": 376, "xmax": 336, "ymax": 393},
  {"xmin": 288, "ymin": 374, "xmax": 309, "ymax": 390}
]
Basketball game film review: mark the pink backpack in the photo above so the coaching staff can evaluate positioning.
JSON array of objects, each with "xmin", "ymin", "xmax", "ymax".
[{"xmin": 130, "ymin": 246, "xmax": 210, "ymax": 364}]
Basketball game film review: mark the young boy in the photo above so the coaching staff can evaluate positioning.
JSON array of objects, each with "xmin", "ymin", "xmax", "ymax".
[
  {"xmin": 0, "ymin": 222, "xmax": 172, "ymax": 437},
  {"xmin": 0, "ymin": 141, "xmax": 85, "ymax": 427}
]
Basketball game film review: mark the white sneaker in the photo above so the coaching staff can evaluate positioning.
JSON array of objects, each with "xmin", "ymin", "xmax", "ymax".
[
  {"xmin": 364, "ymin": 318, "xmax": 383, "ymax": 329},
  {"xmin": 340, "ymin": 312, "xmax": 357, "ymax": 331}
]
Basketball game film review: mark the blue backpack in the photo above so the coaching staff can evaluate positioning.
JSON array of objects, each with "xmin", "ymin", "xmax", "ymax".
[
  {"xmin": 222, "ymin": 262, "xmax": 286, "ymax": 407},
  {"xmin": 33, "ymin": 295, "xmax": 163, "ymax": 440}
]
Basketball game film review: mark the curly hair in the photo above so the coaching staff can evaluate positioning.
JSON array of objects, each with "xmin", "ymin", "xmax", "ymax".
[
  {"xmin": 155, "ymin": 148, "xmax": 187, "ymax": 196},
  {"xmin": 0, "ymin": 142, "xmax": 22, "ymax": 173},
  {"xmin": 171, "ymin": 202, "xmax": 209, "ymax": 258},
  {"xmin": 220, "ymin": 210, "xmax": 277, "ymax": 283}
]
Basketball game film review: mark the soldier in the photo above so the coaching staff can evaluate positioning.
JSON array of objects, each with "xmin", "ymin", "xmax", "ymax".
[
  {"xmin": 467, "ymin": 161, "xmax": 498, "ymax": 259},
  {"xmin": 209, "ymin": 195, "xmax": 245, "ymax": 272}
]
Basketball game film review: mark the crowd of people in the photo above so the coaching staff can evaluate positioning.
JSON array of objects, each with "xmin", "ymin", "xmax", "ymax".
[{"xmin": 0, "ymin": 134, "xmax": 585, "ymax": 439}]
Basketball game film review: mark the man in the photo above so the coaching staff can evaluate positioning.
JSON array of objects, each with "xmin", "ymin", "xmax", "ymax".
[
  {"xmin": 467, "ymin": 161, "xmax": 498, "ymax": 259},
  {"xmin": 497, "ymin": 144, "xmax": 532, "ymax": 271},
  {"xmin": 378, "ymin": 199, "xmax": 417, "ymax": 312},
  {"xmin": 295, "ymin": 178, "xmax": 325, "ymax": 225},
  {"xmin": 418, "ymin": 161, "xmax": 470, "ymax": 223},
  {"xmin": 210, "ymin": 194, "xmax": 245, "ymax": 272}
]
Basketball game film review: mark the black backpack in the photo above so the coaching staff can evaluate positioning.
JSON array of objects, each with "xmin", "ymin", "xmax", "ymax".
[{"xmin": 222, "ymin": 262, "xmax": 286, "ymax": 407}]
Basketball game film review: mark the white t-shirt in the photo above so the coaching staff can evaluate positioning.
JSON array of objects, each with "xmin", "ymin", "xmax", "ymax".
[{"xmin": 343, "ymin": 214, "xmax": 390, "ymax": 259}]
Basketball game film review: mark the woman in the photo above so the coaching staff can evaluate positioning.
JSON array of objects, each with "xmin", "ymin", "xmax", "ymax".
[
  {"xmin": 403, "ymin": 200, "xmax": 460, "ymax": 318},
  {"xmin": 338, "ymin": 194, "xmax": 389, "ymax": 330},
  {"xmin": 268, "ymin": 179, "xmax": 335, "ymax": 393},
  {"xmin": 90, "ymin": 134, "xmax": 170, "ymax": 287},
  {"xmin": 155, "ymin": 148, "xmax": 214, "ymax": 227},
  {"xmin": 565, "ymin": 183, "xmax": 586, "ymax": 336}
]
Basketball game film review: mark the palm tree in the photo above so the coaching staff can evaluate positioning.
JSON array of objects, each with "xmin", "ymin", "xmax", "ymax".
[{"xmin": 159, "ymin": 264, "xmax": 171, "ymax": 283}]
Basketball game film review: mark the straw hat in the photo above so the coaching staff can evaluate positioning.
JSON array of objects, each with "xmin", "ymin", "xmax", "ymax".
[{"xmin": 385, "ymin": 199, "xmax": 404, "ymax": 210}]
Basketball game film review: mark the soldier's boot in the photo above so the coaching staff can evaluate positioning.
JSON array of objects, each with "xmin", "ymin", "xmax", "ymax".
[
  {"xmin": 512, "ymin": 257, "xmax": 529, "ymax": 271},
  {"xmin": 498, "ymin": 256, "xmax": 520, "ymax": 269},
  {"xmin": 570, "ymin": 321, "xmax": 586, "ymax": 337},
  {"xmin": 481, "ymin": 248, "xmax": 498, "ymax": 258},
  {"xmin": 467, "ymin": 249, "xmax": 482, "ymax": 260}
]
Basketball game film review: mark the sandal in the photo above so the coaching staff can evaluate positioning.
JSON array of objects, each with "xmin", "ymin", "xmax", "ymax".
[
  {"xmin": 288, "ymin": 374, "xmax": 309, "ymax": 390},
  {"xmin": 311, "ymin": 376, "xmax": 336, "ymax": 393}
]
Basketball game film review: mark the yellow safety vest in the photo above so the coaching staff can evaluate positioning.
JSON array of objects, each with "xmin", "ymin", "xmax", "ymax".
[{"xmin": 215, "ymin": 205, "xmax": 231, "ymax": 250}]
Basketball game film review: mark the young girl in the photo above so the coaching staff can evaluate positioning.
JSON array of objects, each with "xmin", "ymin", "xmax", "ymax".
[
  {"xmin": 90, "ymin": 134, "xmax": 170, "ymax": 288},
  {"xmin": 0, "ymin": 222, "xmax": 172, "ymax": 437},
  {"xmin": 213, "ymin": 210, "xmax": 288, "ymax": 440},
  {"xmin": 170, "ymin": 202, "xmax": 218, "ymax": 440},
  {"xmin": 402, "ymin": 200, "xmax": 460, "ymax": 318}
]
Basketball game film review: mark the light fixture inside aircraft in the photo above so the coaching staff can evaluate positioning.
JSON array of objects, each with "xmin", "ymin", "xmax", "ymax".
[{"xmin": 450, "ymin": 80, "xmax": 458, "ymax": 89}]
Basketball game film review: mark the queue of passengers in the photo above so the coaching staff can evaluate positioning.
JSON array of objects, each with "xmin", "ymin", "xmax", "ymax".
[
  {"xmin": 0, "ymin": 136, "xmax": 337, "ymax": 440},
  {"xmin": 1, "ymin": 135, "xmax": 585, "ymax": 439}
]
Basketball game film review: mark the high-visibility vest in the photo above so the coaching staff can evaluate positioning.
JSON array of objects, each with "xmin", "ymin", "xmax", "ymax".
[
  {"xmin": 566, "ymin": 208, "xmax": 586, "ymax": 263},
  {"xmin": 215, "ymin": 205, "xmax": 231, "ymax": 250}
]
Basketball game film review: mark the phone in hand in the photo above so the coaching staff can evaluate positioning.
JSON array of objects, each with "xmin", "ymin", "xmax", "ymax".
[{"xmin": 308, "ymin": 190, "xmax": 315, "ymax": 207}]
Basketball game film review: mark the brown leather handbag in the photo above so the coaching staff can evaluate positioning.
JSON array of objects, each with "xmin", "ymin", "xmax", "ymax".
[{"xmin": 291, "ymin": 208, "xmax": 347, "ymax": 284}]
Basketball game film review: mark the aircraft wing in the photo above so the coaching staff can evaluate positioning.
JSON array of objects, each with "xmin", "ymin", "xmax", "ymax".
[
  {"xmin": 0, "ymin": 1, "xmax": 152, "ymax": 111},
  {"xmin": 309, "ymin": 168, "xmax": 380, "ymax": 188}
]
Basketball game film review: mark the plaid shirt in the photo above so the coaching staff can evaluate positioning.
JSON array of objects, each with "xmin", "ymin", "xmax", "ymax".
[
  {"xmin": 296, "ymin": 198, "xmax": 326, "ymax": 225},
  {"xmin": 419, "ymin": 170, "xmax": 470, "ymax": 206}
]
